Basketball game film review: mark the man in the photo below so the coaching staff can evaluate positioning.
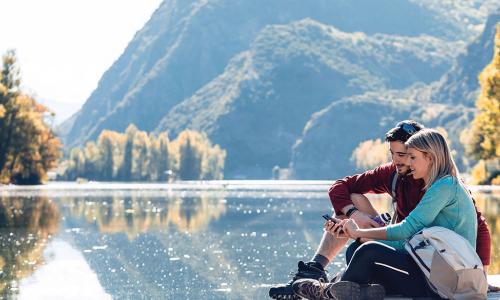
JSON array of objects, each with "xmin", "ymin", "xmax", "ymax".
[{"xmin": 269, "ymin": 120, "xmax": 493, "ymax": 299}]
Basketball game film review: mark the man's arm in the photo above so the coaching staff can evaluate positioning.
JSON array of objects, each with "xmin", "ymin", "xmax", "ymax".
[
  {"xmin": 328, "ymin": 163, "xmax": 395, "ymax": 228},
  {"xmin": 475, "ymin": 210, "xmax": 491, "ymax": 267},
  {"xmin": 329, "ymin": 163, "xmax": 394, "ymax": 215}
]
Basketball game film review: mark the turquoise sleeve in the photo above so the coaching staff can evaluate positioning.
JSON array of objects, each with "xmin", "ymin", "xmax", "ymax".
[{"xmin": 385, "ymin": 177, "xmax": 454, "ymax": 241}]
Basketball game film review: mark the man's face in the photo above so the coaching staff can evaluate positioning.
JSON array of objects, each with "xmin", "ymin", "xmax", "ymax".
[{"xmin": 389, "ymin": 141, "xmax": 410, "ymax": 174}]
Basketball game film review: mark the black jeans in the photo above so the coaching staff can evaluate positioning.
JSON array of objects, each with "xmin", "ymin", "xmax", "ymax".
[{"xmin": 341, "ymin": 241, "xmax": 440, "ymax": 298}]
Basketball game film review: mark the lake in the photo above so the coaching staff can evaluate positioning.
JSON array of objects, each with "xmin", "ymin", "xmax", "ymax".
[{"xmin": 0, "ymin": 181, "xmax": 498, "ymax": 299}]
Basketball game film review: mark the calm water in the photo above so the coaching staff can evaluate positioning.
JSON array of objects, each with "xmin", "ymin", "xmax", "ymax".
[{"xmin": 0, "ymin": 182, "xmax": 498, "ymax": 299}]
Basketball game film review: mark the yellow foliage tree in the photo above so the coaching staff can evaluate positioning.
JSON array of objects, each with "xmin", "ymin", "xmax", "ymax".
[
  {"xmin": 351, "ymin": 138, "xmax": 390, "ymax": 171},
  {"xmin": 0, "ymin": 50, "xmax": 61, "ymax": 184},
  {"xmin": 172, "ymin": 130, "xmax": 226, "ymax": 180},
  {"xmin": 461, "ymin": 24, "xmax": 500, "ymax": 184}
]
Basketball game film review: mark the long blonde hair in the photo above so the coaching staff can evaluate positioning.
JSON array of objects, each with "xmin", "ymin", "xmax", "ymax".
[{"xmin": 405, "ymin": 129, "xmax": 459, "ymax": 190}]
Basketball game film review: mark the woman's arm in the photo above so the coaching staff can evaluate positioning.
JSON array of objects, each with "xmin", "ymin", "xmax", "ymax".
[
  {"xmin": 325, "ymin": 178, "xmax": 455, "ymax": 241},
  {"xmin": 325, "ymin": 219, "xmax": 387, "ymax": 240},
  {"xmin": 349, "ymin": 223, "xmax": 387, "ymax": 240}
]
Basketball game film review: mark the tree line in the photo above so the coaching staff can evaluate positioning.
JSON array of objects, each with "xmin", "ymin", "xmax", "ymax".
[{"xmin": 57, "ymin": 125, "xmax": 226, "ymax": 181}]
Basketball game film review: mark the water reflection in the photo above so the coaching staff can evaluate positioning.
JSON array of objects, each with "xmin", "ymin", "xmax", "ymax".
[
  {"xmin": 0, "ymin": 187, "xmax": 498, "ymax": 299},
  {"xmin": 62, "ymin": 194, "xmax": 227, "ymax": 238},
  {"xmin": 472, "ymin": 190, "xmax": 500, "ymax": 275},
  {"xmin": 0, "ymin": 196, "xmax": 60, "ymax": 298}
]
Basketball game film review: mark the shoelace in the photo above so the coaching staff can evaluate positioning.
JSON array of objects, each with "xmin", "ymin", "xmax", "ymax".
[{"xmin": 299, "ymin": 278, "xmax": 328, "ymax": 300}]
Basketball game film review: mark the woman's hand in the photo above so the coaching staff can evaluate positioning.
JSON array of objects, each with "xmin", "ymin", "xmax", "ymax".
[{"xmin": 342, "ymin": 219, "xmax": 360, "ymax": 239}]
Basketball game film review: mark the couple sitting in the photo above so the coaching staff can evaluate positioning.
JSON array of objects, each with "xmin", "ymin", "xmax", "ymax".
[{"xmin": 269, "ymin": 120, "xmax": 493, "ymax": 299}]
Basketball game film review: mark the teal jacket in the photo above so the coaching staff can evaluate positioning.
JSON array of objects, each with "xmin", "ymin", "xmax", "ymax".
[{"xmin": 383, "ymin": 176, "xmax": 477, "ymax": 250}]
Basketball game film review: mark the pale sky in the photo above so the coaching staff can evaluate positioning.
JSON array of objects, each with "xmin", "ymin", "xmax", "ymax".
[{"xmin": 0, "ymin": 0, "xmax": 163, "ymax": 123}]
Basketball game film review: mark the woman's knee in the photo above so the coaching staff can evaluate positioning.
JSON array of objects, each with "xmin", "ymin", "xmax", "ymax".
[
  {"xmin": 351, "ymin": 241, "xmax": 392, "ymax": 262},
  {"xmin": 345, "ymin": 240, "xmax": 361, "ymax": 264}
]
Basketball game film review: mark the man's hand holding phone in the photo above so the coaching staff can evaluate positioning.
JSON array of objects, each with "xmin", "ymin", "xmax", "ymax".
[{"xmin": 322, "ymin": 214, "xmax": 348, "ymax": 238}]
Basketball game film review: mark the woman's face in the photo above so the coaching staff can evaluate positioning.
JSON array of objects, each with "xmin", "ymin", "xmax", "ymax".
[{"xmin": 408, "ymin": 147, "xmax": 432, "ymax": 182}]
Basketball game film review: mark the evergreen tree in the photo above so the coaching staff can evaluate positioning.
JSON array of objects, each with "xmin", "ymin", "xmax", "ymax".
[
  {"xmin": 149, "ymin": 132, "xmax": 169, "ymax": 181},
  {"xmin": 98, "ymin": 131, "xmax": 115, "ymax": 180},
  {"xmin": 157, "ymin": 133, "xmax": 170, "ymax": 181},
  {"xmin": 120, "ymin": 124, "xmax": 138, "ymax": 181},
  {"xmin": 178, "ymin": 132, "xmax": 202, "ymax": 180},
  {"xmin": 132, "ymin": 131, "xmax": 150, "ymax": 180}
]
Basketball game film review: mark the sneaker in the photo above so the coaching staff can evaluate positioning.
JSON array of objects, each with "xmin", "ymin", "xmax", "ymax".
[
  {"xmin": 359, "ymin": 284, "xmax": 385, "ymax": 300},
  {"xmin": 489, "ymin": 284, "xmax": 500, "ymax": 293},
  {"xmin": 293, "ymin": 279, "xmax": 361, "ymax": 300},
  {"xmin": 329, "ymin": 282, "xmax": 385, "ymax": 300},
  {"xmin": 293, "ymin": 280, "xmax": 385, "ymax": 300},
  {"xmin": 269, "ymin": 261, "xmax": 327, "ymax": 299}
]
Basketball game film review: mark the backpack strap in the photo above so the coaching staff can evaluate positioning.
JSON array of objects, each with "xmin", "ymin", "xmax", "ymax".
[
  {"xmin": 390, "ymin": 170, "xmax": 398, "ymax": 200},
  {"xmin": 389, "ymin": 170, "xmax": 398, "ymax": 224}
]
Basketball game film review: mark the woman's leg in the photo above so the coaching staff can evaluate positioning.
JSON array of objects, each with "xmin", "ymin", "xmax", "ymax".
[
  {"xmin": 345, "ymin": 240, "xmax": 362, "ymax": 265},
  {"xmin": 340, "ymin": 241, "xmax": 438, "ymax": 297}
]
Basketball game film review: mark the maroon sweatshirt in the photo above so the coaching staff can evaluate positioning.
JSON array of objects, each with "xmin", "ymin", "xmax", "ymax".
[{"xmin": 328, "ymin": 162, "xmax": 491, "ymax": 265}]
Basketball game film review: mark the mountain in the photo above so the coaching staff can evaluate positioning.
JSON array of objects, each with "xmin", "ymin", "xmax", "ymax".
[
  {"xmin": 430, "ymin": 11, "xmax": 500, "ymax": 106},
  {"xmin": 290, "ymin": 90, "xmax": 420, "ymax": 179},
  {"xmin": 415, "ymin": 11, "xmax": 500, "ymax": 168},
  {"xmin": 157, "ymin": 20, "xmax": 460, "ymax": 178},
  {"xmin": 290, "ymin": 12, "xmax": 500, "ymax": 179},
  {"xmin": 60, "ymin": 0, "xmax": 500, "ymax": 179},
  {"xmin": 61, "ymin": 0, "xmax": 478, "ymax": 147}
]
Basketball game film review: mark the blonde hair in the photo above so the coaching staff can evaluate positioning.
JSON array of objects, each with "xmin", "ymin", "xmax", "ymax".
[{"xmin": 405, "ymin": 129, "xmax": 459, "ymax": 190}]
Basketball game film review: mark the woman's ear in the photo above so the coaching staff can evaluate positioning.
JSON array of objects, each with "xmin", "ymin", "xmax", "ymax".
[{"xmin": 424, "ymin": 152, "xmax": 433, "ymax": 163}]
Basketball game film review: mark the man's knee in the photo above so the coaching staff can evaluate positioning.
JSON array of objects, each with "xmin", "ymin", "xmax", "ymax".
[
  {"xmin": 350, "ymin": 193, "xmax": 368, "ymax": 203},
  {"xmin": 350, "ymin": 193, "xmax": 374, "ymax": 215}
]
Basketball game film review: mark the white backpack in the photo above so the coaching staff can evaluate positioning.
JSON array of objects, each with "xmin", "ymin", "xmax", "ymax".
[{"xmin": 404, "ymin": 226, "xmax": 488, "ymax": 299}]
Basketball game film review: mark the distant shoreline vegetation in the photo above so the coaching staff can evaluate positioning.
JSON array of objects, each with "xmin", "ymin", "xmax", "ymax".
[{"xmin": 57, "ymin": 124, "xmax": 226, "ymax": 182}]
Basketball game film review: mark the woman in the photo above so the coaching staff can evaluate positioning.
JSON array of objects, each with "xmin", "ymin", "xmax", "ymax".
[{"xmin": 293, "ymin": 129, "xmax": 478, "ymax": 300}]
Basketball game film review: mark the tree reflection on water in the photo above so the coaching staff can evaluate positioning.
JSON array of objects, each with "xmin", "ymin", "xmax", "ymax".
[
  {"xmin": 62, "ymin": 194, "xmax": 227, "ymax": 238},
  {"xmin": 0, "ymin": 196, "xmax": 60, "ymax": 298}
]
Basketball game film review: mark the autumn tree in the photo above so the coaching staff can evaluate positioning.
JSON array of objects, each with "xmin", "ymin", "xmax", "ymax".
[
  {"xmin": 351, "ymin": 138, "xmax": 390, "ymax": 171},
  {"xmin": 461, "ymin": 24, "xmax": 500, "ymax": 184},
  {"xmin": 0, "ymin": 50, "xmax": 61, "ymax": 184},
  {"xmin": 97, "ymin": 130, "xmax": 124, "ymax": 180},
  {"xmin": 173, "ymin": 130, "xmax": 226, "ymax": 180}
]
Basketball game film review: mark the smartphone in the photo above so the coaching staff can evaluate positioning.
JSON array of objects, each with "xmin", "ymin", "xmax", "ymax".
[
  {"xmin": 322, "ymin": 214, "xmax": 344, "ymax": 234},
  {"xmin": 322, "ymin": 214, "xmax": 338, "ymax": 223}
]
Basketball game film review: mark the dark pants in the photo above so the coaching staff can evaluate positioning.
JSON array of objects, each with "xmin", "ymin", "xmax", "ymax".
[{"xmin": 341, "ymin": 241, "xmax": 440, "ymax": 298}]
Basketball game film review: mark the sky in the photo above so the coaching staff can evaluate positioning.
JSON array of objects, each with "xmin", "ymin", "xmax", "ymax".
[{"xmin": 0, "ymin": 0, "xmax": 163, "ymax": 123}]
